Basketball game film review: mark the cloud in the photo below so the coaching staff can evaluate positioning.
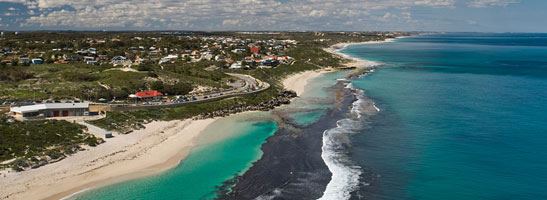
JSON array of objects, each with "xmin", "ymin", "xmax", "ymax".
[
  {"xmin": 222, "ymin": 19, "xmax": 239, "ymax": 26},
  {"xmin": 0, "ymin": 0, "xmax": 496, "ymax": 30},
  {"xmin": 467, "ymin": 0, "xmax": 520, "ymax": 8},
  {"xmin": 414, "ymin": 0, "xmax": 455, "ymax": 8},
  {"xmin": 467, "ymin": 20, "xmax": 477, "ymax": 24}
]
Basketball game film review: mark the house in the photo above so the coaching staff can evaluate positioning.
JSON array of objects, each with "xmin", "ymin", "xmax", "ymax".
[
  {"xmin": 31, "ymin": 58, "xmax": 43, "ymax": 64},
  {"xmin": 250, "ymin": 46, "xmax": 260, "ymax": 54},
  {"xmin": 10, "ymin": 103, "xmax": 90, "ymax": 120},
  {"xmin": 86, "ymin": 60, "xmax": 99, "ymax": 65},
  {"xmin": 231, "ymin": 49, "xmax": 246, "ymax": 53},
  {"xmin": 65, "ymin": 55, "xmax": 79, "ymax": 61},
  {"xmin": 244, "ymin": 56, "xmax": 254, "ymax": 63},
  {"xmin": 229, "ymin": 63, "xmax": 242, "ymax": 69},
  {"xmin": 83, "ymin": 56, "xmax": 95, "ymax": 62},
  {"xmin": 88, "ymin": 48, "xmax": 97, "ymax": 54},
  {"xmin": 159, "ymin": 58, "xmax": 172, "ymax": 64},
  {"xmin": 149, "ymin": 50, "xmax": 159, "ymax": 55},
  {"xmin": 77, "ymin": 49, "xmax": 88, "ymax": 55},
  {"xmin": 19, "ymin": 57, "xmax": 30, "ymax": 64},
  {"xmin": 111, "ymin": 56, "xmax": 132, "ymax": 66},
  {"xmin": 134, "ymin": 90, "xmax": 163, "ymax": 101}
]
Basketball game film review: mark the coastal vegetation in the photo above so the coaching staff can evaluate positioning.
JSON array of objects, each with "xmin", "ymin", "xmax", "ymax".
[{"xmin": 0, "ymin": 116, "xmax": 103, "ymax": 171}]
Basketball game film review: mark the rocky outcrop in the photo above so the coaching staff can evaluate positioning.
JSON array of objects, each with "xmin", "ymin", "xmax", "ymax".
[{"xmin": 193, "ymin": 90, "xmax": 297, "ymax": 119}]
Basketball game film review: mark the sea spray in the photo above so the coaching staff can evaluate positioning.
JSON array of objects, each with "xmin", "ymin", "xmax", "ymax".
[{"xmin": 318, "ymin": 84, "xmax": 378, "ymax": 200}]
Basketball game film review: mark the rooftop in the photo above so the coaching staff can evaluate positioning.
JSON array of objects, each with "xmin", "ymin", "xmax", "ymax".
[{"xmin": 10, "ymin": 103, "xmax": 90, "ymax": 114}]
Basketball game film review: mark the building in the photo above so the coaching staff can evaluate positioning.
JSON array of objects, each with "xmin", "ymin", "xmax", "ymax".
[
  {"xmin": 250, "ymin": 46, "xmax": 259, "ymax": 54},
  {"xmin": 111, "ymin": 56, "xmax": 132, "ymax": 66},
  {"xmin": 10, "ymin": 103, "xmax": 90, "ymax": 120},
  {"xmin": 134, "ymin": 90, "xmax": 163, "ymax": 101},
  {"xmin": 31, "ymin": 58, "xmax": 43, "ymax": 64},
  {"xmin": 83, "ymin": 56, "xmax": 95, "ymax": 62},
  {"xmin": 19, "ymin": 57, "xmax": 30, "ymax": 64}
]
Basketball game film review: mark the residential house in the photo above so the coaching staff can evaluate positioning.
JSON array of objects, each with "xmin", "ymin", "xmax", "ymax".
[
  {"xmin": 83, "ymin": 56, "xmax": 95, "ymax": 62},
  {"xmin": 19, "ymin": 57, "xmax": 30, "ymax": 64},
  {"xmin": 31, "ymin": 58, "xmax": 43, "ymax": 64},
  {"xmin": 65, "ymin": 55, "xmax": 79, "ymax": 61},
  {"xmin": 250, "ymin": 46, "xmax": 260, "ymax": 54},
  {"xmin": 111, "ymin": 56, "xmax": 132, "ymax": 66}
]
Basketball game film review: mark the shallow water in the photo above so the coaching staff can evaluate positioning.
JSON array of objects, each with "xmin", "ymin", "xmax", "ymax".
[{"xmin": 74, "ymin": 112, "xmax": 277, "ymax": 200}]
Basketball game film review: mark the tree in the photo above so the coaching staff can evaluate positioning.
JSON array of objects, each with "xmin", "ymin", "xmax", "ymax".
[{"xmin": 150, "ymin": 81, "xmax": 164, "ymax": 91}]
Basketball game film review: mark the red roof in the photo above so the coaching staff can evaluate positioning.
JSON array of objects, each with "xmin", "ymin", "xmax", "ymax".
[
  {"xmin": 250, "ymin": 47, "xmax": 259, "ymax": 54},
  {"xmin": 135, "ymin": 90, "xmax": 163, "ymax": 98}
]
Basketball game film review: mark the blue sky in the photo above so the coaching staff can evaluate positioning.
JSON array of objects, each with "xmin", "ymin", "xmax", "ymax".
[{"xmin": 0, "ymin": 0, "xmax": 544, "ymax": 32}]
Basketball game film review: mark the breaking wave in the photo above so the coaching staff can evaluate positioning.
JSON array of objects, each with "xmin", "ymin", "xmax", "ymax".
[{"xmin": 318, "ymin": 82, "xmax": 376, "ymax": 200}]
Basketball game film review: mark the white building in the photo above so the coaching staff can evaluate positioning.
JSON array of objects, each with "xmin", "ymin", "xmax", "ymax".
[{"xmin": 10, "ymin": 103, "xmax": 90, "ymax": 120}]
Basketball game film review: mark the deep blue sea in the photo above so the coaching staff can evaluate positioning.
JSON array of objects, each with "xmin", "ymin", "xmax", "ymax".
[{"xmin": 342, "ymin": 33, "xmax": 547, "ymax": 199}]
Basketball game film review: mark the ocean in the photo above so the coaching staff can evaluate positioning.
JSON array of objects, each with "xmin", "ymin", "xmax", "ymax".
[
  {"xmin": 74, "ymin": 33, "xmax": 547, "ymax": 199},
  {"xmin": 343, "ymin": 33, "xmax": 547, "ymax": 199}
]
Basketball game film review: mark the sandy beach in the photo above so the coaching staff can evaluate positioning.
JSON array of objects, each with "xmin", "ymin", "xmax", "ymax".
[
  {"xmin": 323, "ymin": 36, "xmax": 409, "ymax": 69},
  {"xmin": 283, "ymin": 69, "xmax": 332, "ymax": 96},
  {"xmin": 283, "ymin": 37, "xmax": 404, "ymax": 95},
  {"xmin": 0, "ymin": 118, "xmax": 217, "ymax": 200}
]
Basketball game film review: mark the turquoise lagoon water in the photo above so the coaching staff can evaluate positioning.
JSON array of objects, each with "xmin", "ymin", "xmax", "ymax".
[
  {"xmin": 343, "ymin": 33, "xmax": 547, "ymax": 199},
  {"xmin": 287, "ymin": 70, "xmax": 350, "ymax": 126},
  {"xmin": 72, "ymin": 70, "xmax": 346, "ymax": 199},
  {"xmin": 74, "ymin": 113, "xmax": 277, "ymax": 200}
]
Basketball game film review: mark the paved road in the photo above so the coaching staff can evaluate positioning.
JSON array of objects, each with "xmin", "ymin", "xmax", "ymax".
[
  {"xmin": 227, "ymin": 73, "xmax": 259, "ymax": 88},
  {"xmin": 110, "ymin": 73, "xmax": 269, "ymax": 109}
]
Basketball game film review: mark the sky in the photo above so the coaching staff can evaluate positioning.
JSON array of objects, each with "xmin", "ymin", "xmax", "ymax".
[{"xmin": 0, "ymin": 0, "xmax": 544, "ymax": 32}]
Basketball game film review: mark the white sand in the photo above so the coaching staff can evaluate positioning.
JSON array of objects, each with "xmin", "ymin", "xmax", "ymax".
[
  {"xmin": 0, "ymin": 118, "xmax": 217, "ymax": 200},
  {"xmin": 323, "ymin": 36, "xmax": 409, "ymax": 69},
  {"xmin": 282, "ymin": 37, "xmax": 406, "ymax": 95},
  {"xmin": 283, "ymin": 69, "xmax": 331, "ymax": 96}
]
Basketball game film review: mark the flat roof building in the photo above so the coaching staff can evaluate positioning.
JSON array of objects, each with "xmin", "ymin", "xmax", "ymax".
[{"xmin": 10, "ymin": 103, "xmax": 89, "ymax": 120}]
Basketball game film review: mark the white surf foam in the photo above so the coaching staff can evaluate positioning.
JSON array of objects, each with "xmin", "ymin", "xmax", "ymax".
[
  {"xmin": 60, "ymin": 187, "xmax": 95, "ymax": 200},
  {"xmin": 318, "ymin": 86, "xmax": 368, "ymax": 200},
  {"xmin": 318, "ymin": 119, "xmax": 363, "ymax": 200}
]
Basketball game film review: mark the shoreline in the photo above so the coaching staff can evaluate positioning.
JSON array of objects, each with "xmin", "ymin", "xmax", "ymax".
[
  {"xmin": 0, "ymin": 117, "xmax": 222, "ymax": 200},
  {"xmin": 323, "ymin": 36, "xmax": 409, "ymax": 69},
  {"xmin": 283, "ymin": 68, "xmax": 333, "ymax": 96},
  {"xmin": 0, "ymin": 36, "xmax": 403, "ymax": 200},
  {"xmin": 281, "ymin": 37, "xmax": 405, "ymax": 96}
]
